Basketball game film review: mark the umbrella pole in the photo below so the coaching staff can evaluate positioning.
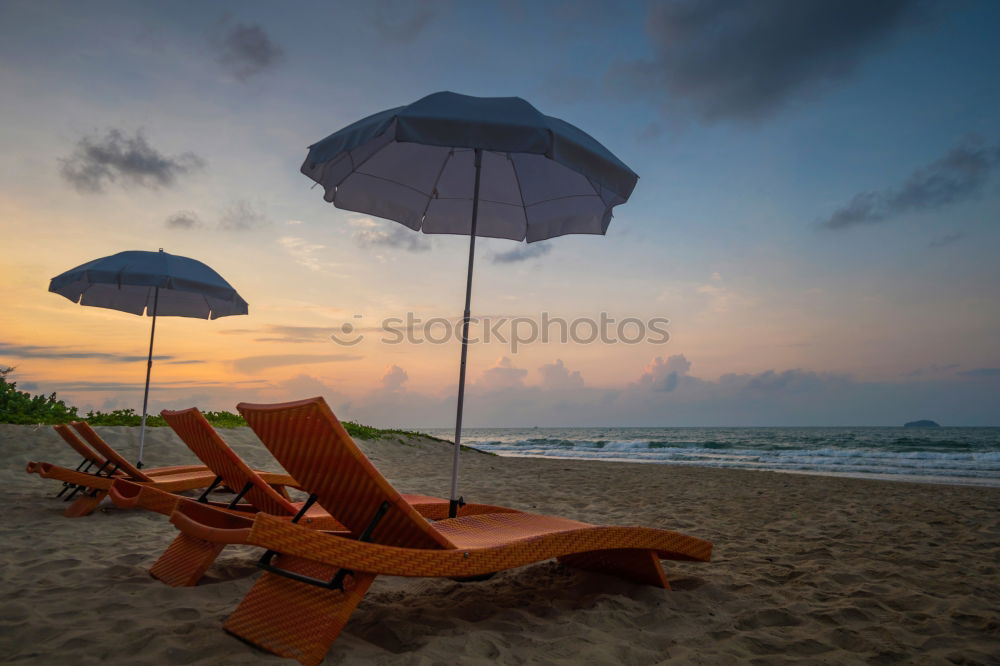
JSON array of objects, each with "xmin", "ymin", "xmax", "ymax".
[
  {"xmin": 137, "ymin": 287, "xmax": 159, "ymax": 467},
  {"xmin": 449, "ymin": 148, "xmax": 482, "ymax": 518}
]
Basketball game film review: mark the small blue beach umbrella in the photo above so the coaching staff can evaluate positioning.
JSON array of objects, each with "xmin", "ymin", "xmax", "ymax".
[
  {"xmin": 300, "ymin": 91, "xmax": 638, "ymax": 516},
  {"xmin": 49, "ymin": 249, "xmax": 248, "ymax": 465}
]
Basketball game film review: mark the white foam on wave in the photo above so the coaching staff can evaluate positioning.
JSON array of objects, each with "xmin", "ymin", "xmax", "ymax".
[{"xmin": 466, "ymin": 439, "xmax": 1000, "ymax": 486}]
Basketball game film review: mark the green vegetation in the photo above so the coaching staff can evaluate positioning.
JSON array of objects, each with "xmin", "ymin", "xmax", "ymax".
[
  {"xmin": 0, "ymin": 367, "xmax": 79, "ymax": 424},
  {"xmin": 0, "ymin": 367, "xmax": 443, "ymax": 441}
]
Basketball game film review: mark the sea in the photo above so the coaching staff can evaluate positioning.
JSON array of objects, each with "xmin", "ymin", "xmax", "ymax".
[{"xmin": 424, "ymin": 426, "xmax": 1000, "ymax": 487}]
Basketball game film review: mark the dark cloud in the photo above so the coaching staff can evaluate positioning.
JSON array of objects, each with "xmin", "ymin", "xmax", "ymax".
[
  {"xmin": 822, "ymin": 138, "xmax": 1000, "ymax": 229},
  {"xmin": 959, "ymin": 368, "xmax": 1000, "ymax": 378},
  {"xmin": 213, "ymin": 23, "xmax": 284, "ymax": 81},
  {"xmin": 253, "ymin": 325, "xmax": 337, "ymax": 343},
  {"xmin": 0, "ymin": 342, "xmax": 173, "ymax": 364},
  {"xmin": 740, "ymin": 369, "xmax": 846, "ymax": 392},
  {"xmin": 165, "ymin": 211, "xmax": 201, "ymax": 230},
  {"xmin": 905, "ymin": 363, "xmax": 960, "ymax": 378},
  {"xmin": 611, "ymin": 0, "xmax": 920, "ymax": 122},
  {"xmin": 352, "ymin": 224, "xmax": 430, "ymax": 252},
  {"xmin": 492, "ymin": 243, "xmax": 551, "ymax": 264},
  {"xmin": 59, "ymin": 129, "xmax": 205, "ymax": 193},
  {"xmin": 928, "ymin": 232, "xmax": 964, "ymax": 248},
  {"xmin": 231, "ymin": 353, "xmax": 362, "ymax": 375},
  {"xmin": 43, "ymin": 378, "xmax": 263, "ymax": 392},
  {"xmin": 369, "ymin": 0, "xmax": 436, "ymax": 42},
  {"xmin": 220, "ymin": 200, "xmax": 269, "ymax": 231}
]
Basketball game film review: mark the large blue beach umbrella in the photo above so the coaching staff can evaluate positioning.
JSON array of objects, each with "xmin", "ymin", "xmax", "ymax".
[
  {"xmin": 301, "ymin": 91, "xmax": 638, "ymax": 516},
  {"xmin": 49, "ymin": 249, "xmax": 249, "ymax": 465}
]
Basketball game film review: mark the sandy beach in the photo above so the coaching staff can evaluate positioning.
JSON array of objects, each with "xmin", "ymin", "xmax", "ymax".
[{"xmin": 2, "ymin": 423, "xmax": 998, "ymax": 665}]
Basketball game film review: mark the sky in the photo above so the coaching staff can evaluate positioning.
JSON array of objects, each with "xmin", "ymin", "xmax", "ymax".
[{"xmin": 1, "ymin": 0, "xmax": 998, "ymax": 427}]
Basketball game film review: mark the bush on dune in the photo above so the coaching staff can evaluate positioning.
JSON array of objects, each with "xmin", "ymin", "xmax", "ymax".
[{"xmin": 0, "ymin": 367, "xmax": 79, "ymax": 425}]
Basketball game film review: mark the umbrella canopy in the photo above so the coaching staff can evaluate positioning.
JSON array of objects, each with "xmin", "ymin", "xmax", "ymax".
[
  {"xmin": 301, "ymin": 91, "xmax": 638, "ymax": 242},
  {"xmin": 49, "ymin": 249, "xmax": 248, "ymax": 464},
  {"xmin": 49, "ymin": 249, "xmax": 248, "ymax": 319},
  {"xmin": 300, "ymin": 92, "xmax": 638, "ymax": 517}
]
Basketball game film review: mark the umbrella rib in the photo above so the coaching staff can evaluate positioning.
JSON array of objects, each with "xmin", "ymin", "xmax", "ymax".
[
  {"xmin": 346, "ymin": 139, "xmax": 393, "ymax": 182},
  {"xmin": 434, "ymin": 196, "xmax": 532, "ymax": 208},
  {"xmin": 420, "ymin": 149, "xmax": 455, "ymax": 221},
  {"xmin": 522, "ymin": 193, "xmax": 604, "ymax": 208},
  {"xmin": 350, "ymin": 171, "xmax": 434, "ymax": 199},
  {"xmin": 509, "ymin": 154, "xmax": 530, "ymax": 233}
]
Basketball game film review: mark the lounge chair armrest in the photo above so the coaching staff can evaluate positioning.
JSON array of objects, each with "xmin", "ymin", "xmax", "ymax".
[
  {"xmin": 109, "ymin": 479, "xmax": 184, "ymax": 516},
  {"xmin": 170, "ymin": 501, "xmax": 254, "ymax": 544}
]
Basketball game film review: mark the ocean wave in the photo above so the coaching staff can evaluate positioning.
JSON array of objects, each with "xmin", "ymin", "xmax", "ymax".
[{"xmin": 438, "ymin": 426, "xmax": 1000, "ymax": 486}]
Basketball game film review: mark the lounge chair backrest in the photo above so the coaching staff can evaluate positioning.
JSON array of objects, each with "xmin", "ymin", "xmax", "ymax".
[
  {"xmin": 238, "ymin": 397, "xmax": 456, "ymax": 550},
  {"xmin": 161, "ymin": 407, "xmax": 298, "ymax": 515},
  {"xmin": 53, "ymin": 424, "xmax": 105, "ymax": 464},
  {"xmin": 70, "ymin": 421, "xmax": 151, "ymax": 481}
]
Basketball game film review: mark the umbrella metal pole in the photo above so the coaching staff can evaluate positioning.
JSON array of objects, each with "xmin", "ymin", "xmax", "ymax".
[
  {"xmin": 137, "ymin": 287, "xmax": 159, "ymax": 467},
  {"xmin": 450, "ymin": 148, "xmax": 482, "ymax": 518}
]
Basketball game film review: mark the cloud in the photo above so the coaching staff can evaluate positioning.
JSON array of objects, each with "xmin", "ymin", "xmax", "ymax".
[
  {"xmin": 492, "ymin": 243, "xmax": 552, "ymax": 264},
  {"xmin": 905, "ymin": 363, "xmax": 960, "ymax": 378},
  {"xmin": 381, "ymin": 364, "xmax": 408, "ymax": 392},
  {"xmin": 19, "ymin": 378, "xmax": 263, "ymax": 393},
  {"xmin": 21, "ymin": 351, "xmax": 1000, "ymax": 426},
  {"xmin": 959, "ymin": 368, "xmax": 1000, "ymax": 378},
  {"xmin": 611, "ymin": 0, "xmax": 920, "ymax": 122},
  {"xmin": 0, "ymin": 342, "xmax": 174, "ymax": 364},
  {"xmin": 635, "ymin": 354, "xmax": 693, "ymax": 392},
  {"xmin": 538, "ymin": 359, "xmax": 584, "ymax": 390},
  {"xmin": 696, "ymin": 272, "xmax": 751, "ymax": 313},
  {"xmin": 212, "ymin": 23, "xmax": 284, "ymax": 81},
  {"xmin": 59, "ymin": 129, "xmax": 205, "ymax": 193},
  {"xmin": 230, "ymin": 353, "xmax": 362, "ymax": 374},
  {"xmin": 220, "ymin": 200, "xmax": 269, "ymax": 231},
  {"xmin": 352, "ymin": 218, "xmax": 430, "ymax": 252},
  {"xmin": 251, "ymin": 324, "xmax": 337, "ymax": 344},
  {"xmin": 278, "ymin": 236, "xmax": 337, "ymax": 272},
  {"xmin": 822, "ymin": 138, "xmax": 1000, "ymax": 229},
  {"xmin": 739, "ymin": 368, "xmax": 846, "ymax": 392},
  {"xmin": 477, "ymin": 357, "xmax": 528, "ymax": 390},
  {"xmin": 369, "ymin": 0, "xmax": 436, "ymax": 42},
  {"xmin": 165, "ymin": 211, "xmax": 201, "ymax": 230}
]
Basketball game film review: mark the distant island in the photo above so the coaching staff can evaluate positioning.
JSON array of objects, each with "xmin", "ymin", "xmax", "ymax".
[{"xmin": 904, "ymin": 419, "xmax": 940, "ymax": 428}]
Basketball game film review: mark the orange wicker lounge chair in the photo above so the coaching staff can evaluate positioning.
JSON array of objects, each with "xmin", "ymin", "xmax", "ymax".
[
  {"xmin": 46, "ymin": 424, "xmax": 115, "ymax": 499},
  {"xmin": 70, "ymin": 420, "xmax": 208, "ymax": 477},
  {"xmin": 117, "ymin": 407, "xmax": 517, "ymax": 587},
  {"xmin": 26, "ymin": 421, "xmax": 292, "ymax": 518},
  {"xmin": 165, "ymin": 397, "xmax": 712, "ymax": 665}
]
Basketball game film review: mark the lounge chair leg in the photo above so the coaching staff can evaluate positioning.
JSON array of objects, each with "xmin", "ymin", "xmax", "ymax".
[
  {"xmin": 150, "ymin": 533, "xmax": 227, "ymax": 587},
  {"xmin": 558, "ymin": 549, "xmax": 670, "ymax": 589},
  {"xmin": 63, "ymin": 490, "xmax": 107, "ymax": 517},
  {"xmin": 224, "ymin": 555, "xmax": 375, "ymax": 666}
]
